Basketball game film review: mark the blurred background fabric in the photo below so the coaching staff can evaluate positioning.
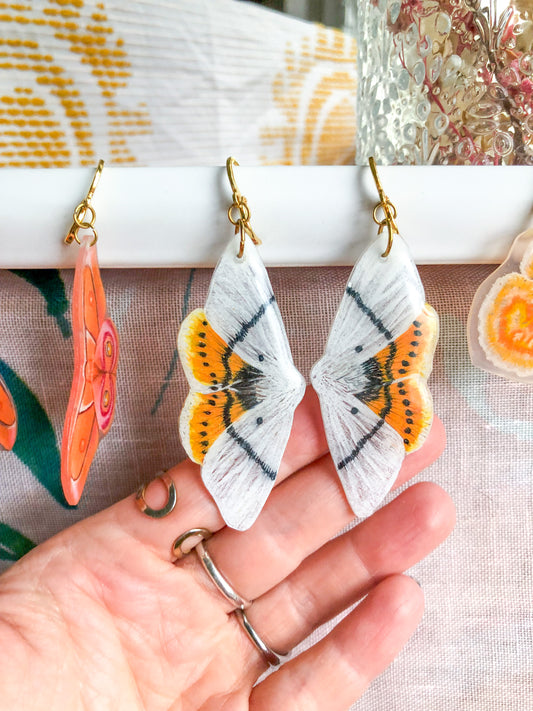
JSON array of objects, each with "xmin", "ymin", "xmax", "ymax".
[
  {"xmin": 0, "ymin": 2, "xmax": 531, "ymax": 711},
  {"xmin": 0, "ymin": 0, "xmax": 356, "ymax": 167},
  {"xmin": 0, "ymin": 264, "xmax": 531, "ymax": 711}
]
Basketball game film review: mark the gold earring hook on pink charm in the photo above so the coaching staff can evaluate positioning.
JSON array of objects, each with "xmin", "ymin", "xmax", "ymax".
[
  {"xmin": 65, "ymin": 159, "xmax": 104, "ymax": 247},
  {"xmin": 369, "ymin": 156, "xmax": 399, "ymax": 259},
  {"xmin": 226, "ymin": 156, "xmax": 261, "ymax": 259}
]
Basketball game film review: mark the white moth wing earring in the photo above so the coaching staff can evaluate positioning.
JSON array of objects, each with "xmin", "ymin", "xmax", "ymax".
[
  {"xmin": 311, "ymin": 159, "xmax": 439, "ymax": 519},
  {"xmin": 178, "ymin": 158, "xmax": 305, "ymax": 530}
]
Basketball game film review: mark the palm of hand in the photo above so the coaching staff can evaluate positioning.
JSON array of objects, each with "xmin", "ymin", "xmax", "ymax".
[
  {"xmin": 0, "ymin": 391, "xmax": 454, "ymax": 711},
  {"xmin": 0, "ymin": 526, "xmax": 254, "ymax": 710}
]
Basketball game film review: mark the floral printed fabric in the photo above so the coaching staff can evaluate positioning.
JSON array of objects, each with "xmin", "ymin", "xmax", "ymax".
[{"xmin": 0, "ymin": 264, "xmax": 531, "ymax": 710}]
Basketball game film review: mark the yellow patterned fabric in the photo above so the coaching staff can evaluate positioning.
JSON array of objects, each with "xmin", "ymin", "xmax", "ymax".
[{"xmin": 0, "ymin": 0, "xmax": 356, "ymax": 167}]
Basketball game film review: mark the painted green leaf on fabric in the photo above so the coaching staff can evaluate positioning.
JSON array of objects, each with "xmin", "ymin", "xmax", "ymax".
[
  {"xmin": 152, "ymin": 268, "xmax": 196, "ymax": 415},
  {"xmin": 0, "ymin": 521, "xmax": 35, "ymax": 561},
  {"xmin": 11, "ymin": 269, "xmax": 72, "ymax": 338},
  {"xmin": 0, "ymin": 360, "xmax": 67, "ymax": 507}
]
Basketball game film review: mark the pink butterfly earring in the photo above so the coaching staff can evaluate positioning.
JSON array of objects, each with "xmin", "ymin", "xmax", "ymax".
[{"xmin": 61, "ymin": 160, "xmax": 119, "ymax": 505}]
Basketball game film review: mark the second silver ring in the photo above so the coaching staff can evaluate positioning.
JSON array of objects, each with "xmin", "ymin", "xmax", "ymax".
[{"xmin": 195, "ymin": 540, "xmax": 252, "ymax": 610}]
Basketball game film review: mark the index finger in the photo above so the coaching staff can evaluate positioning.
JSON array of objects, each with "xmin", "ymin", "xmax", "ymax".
[{"xmin": 108, "ymin": 386, "xmax": 328, "ymax": 558}]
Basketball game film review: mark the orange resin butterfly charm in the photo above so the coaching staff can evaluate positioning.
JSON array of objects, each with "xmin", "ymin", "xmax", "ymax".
[
  {"xmin": 0, "ymin": 375, "xmax": 16, "ymax": 451},
  {"xmin": 61, "ymin": 236, "xmax": 119, "ymax": 505},
  {"xmin": 469, "ymin": 229, "xmax": 533, "ymax": 382}
]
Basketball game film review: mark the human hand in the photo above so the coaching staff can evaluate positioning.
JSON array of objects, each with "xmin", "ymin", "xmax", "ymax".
[{"xmin": 0, "ymin": 387, "xmax": 454, "ymax": 711}]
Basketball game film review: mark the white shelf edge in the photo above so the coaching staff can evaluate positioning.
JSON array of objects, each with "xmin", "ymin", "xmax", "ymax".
[{"xmin": 1, "ymin": 165, "xmax": 531, "ymax": 268}]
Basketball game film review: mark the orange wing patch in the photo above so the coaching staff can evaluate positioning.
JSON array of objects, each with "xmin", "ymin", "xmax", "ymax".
[
  {"xmin": 361, "ymin": 304, "xmax": 438, "ymax": 453},
  {"xmin": 63, "ymin": 397, "xmax": 100, "ymax": 484},
  {"xmin": 186, "ymin": 390, "xmax": 246, "ymax": 463},
  {"xmin": 384, "ymin": 377, "xmax": 433, "ymax": 452},
  {"xmin": 82, "ymin": 263, "xmax": 105, "ymax": 343},
  {"xmin": 0, "ymin": 376, "xmax": 17, "ymax": 451},
  {"xmin": 179, "ymin": 309, "xmax": 247, "ymax": 389},
  {"xmin": 178, "ymin": 309, "xmax": 265, "ymax": 463},
  {"xmin": 372, "ymin": 304, "xmax": 439, "ymax": 382}
]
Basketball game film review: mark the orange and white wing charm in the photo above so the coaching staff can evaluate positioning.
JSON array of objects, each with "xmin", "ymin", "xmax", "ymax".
[
  {"xmin": 61, "ymin": 237, "xmax": 119, "ymax": 505},
  {"xmin": 0, "ymin": 374, "xmax": 16, "ymax": 451},
  {"xmin": 178, "ymin": 236, "xmax": 305, "ymax": 530},
  {"xmin": 311, "ymin": 233, "xmax": 439, "ymax": 519},
  {"xmin": 468, "ymin": 229, "xmax": 533, "ymax": 382}
]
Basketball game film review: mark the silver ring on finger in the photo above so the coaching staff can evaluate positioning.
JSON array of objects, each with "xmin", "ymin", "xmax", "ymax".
[
  {"xmin": 234, "ymin": 608, "xmax": 286, "ymax": 667},
  {"xmin": 172, "ymin": 528, "xmax": 212, "ymax": 560},
  {"xmin": 195, "ymin": 540, "xmax": 252, "ymax": 610}
]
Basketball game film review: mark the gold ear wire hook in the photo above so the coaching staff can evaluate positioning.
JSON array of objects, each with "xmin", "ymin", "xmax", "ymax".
[
  {"xmin": 369, "ymin": 156, "xmax": 399, "ymax": 259},
  {"xmin": 226, "ymin": 156, "xmax": 261, "ymax": 259},
  {"xmin": 65, "ymin": 159, "xmax": 104, "ymax": 246},
  {"xmin": 226, "ymin": 156, "xmax": 241, "ymax": 199},
  {"xmin": 86, "ymin": 158, "xmax": 103, "ymax": 201}
]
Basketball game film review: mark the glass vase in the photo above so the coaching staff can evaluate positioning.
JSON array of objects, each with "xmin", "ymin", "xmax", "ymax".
[{"xmin": 354, "ymin": 0, "xmax": 533, "ymax": 165}]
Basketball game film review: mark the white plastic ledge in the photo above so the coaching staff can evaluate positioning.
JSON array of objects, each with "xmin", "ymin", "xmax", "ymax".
[{"xmin": 1, "ymin": 165, "xmax": 532, "ymax": 268}]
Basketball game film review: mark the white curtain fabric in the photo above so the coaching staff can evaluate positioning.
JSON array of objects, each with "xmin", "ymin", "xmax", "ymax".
[{"xmin": 0, "ymin": 0, "xmax": 356, "ymax": 168}]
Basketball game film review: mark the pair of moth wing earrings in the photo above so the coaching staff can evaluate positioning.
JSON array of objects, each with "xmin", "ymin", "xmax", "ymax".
[
  {"xmin": 12, "ymin": 157, "xmax": 437, "ymax": 517},
  {"xmin": 178, "ymin": 158, "xmax": 439, "ymax": 530},
  {"xmin": 29, "ymin": 158, "xmax": 532, "ymax": 512},
  {"xmin": 0, "ymin": 160, "xmax": 117, "ymax": 506}
]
